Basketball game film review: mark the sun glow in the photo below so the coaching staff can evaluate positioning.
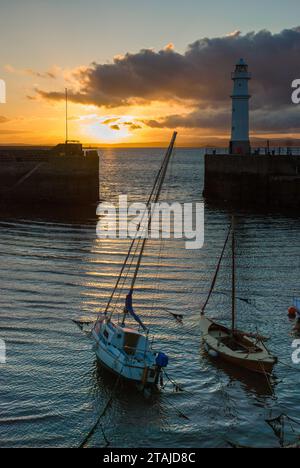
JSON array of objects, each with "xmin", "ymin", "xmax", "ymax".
[{"xmin": 86, "ymin": 122, "xmax": 131, "ymax": 143}]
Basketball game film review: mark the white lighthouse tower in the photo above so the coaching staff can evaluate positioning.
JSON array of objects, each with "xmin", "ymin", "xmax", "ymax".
[{"xmin": 229, "ymin": 59, "xmax": 251, "ymax": 155}]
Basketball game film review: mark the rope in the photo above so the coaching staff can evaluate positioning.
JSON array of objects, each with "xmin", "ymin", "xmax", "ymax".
[
  {"xmin": 266, "ymin": 413, "xmax": 300, "ymax": 427},
  {"xmin": 162, "ymin": 369, "xmax": 186, "ymax": 394},
  {"xmin": 163, "ymin": 396, "xmax": 190, "ymax": 420},
  {"xmin": 99, "ymin": 135, "xmax": 175, "ymax": 322},
  {"xmin": 266, "ymin": 413, "xmax": 300, "ymax": 447},
  {"xmin": 78, "ymin": 372, "xmax": 122, "ymax": 448},
  {"xmin": 100, "ymin": 132, "xmax": 177, "ymax": 324},
  {"xmin": 129, "ymin": 133, "xmax": 177, "ymax": 293},
  {"xmin": 201, "ymin": 224, "xmax": 232, "ymax": 315},
  {"xmin": 277, "ymin": 358, "xmax": 300, "ymax": 373},
  {"xmin": 258, "ymin": 361, "xmax": 276, "ymax": 398}
]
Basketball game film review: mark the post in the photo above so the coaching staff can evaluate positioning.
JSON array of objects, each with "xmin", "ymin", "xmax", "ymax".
[
  {"xmin": 65, "ymin": 88, "xmax": 68, "ymax": 144},
  {"xmin": 65, "ymin": 88, "xmax": 68, "ymax": 157},
  {"xmin": 232, "ymin": 217, "xmax": 236, "ymax": 333}
]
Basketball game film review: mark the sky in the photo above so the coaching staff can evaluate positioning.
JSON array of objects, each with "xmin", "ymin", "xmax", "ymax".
[{"xmin": 1, "ymin": 0, "xmax": 300, "ymax": 146}]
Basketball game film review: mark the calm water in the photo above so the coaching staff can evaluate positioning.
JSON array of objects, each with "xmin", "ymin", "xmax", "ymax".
[{"xmin": 0, "ymin": 148, "xmax": 300, "ymax": 448}]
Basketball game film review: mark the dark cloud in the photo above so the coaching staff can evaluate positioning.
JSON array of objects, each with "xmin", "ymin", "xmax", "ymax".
[
  {"xmin": 145, "ymin": 106, "xmax": 300, "ymax": 134},
  {"xmin": 102, "ymin": 118, "xmax": 119, "ymax": 124},
  {"xmin": 122, "ymin": 121, "xmax": 142, "ymax": 130},
  {"xmin": 129, "ymin": 124, "xmax": 142, "ymax": 130},
  {"xmin": 102, "ymin": 119, "xmax": 142, "ymax": 131},
  {"xmin": 143, "ymin": 109, "xmax": 230, "ymax": 130},
  {"xmin": 37, "ymin": 27, "xmax": 300, "ymax": 132}
]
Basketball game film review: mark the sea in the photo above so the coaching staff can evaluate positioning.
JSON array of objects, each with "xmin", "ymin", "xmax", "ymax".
[{"xmin": 0, "ymin": 147, "xmax": 300, "ymax": 448}]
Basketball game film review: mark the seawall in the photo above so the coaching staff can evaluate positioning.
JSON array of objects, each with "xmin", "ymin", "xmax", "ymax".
[
  {"xmin": 0, "ymin": 147, "xmax": 99, "ymax": 208},
  {"xmin": 204, "ymin": 154, "xmax": 300, "ymax": 210}
]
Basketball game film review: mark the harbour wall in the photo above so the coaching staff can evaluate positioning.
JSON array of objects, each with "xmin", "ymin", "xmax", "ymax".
[
  {"xmin": 204, "ymin": 154, "xmax": 300, "ymax": 210},
  {"xmin": 0, "ymin": 148, "xmax": 99, "ymax": 208}
]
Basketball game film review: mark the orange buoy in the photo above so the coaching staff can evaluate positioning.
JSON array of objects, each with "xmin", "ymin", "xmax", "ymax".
[{"xmin": 288, "ymin": 306, "xmax": 297, "ymax": 319}]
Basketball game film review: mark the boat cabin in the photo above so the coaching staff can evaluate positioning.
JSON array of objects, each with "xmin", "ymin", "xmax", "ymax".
[{"xmin": 101, "ymin": 322, "xmax": 149, "ymax": 357}]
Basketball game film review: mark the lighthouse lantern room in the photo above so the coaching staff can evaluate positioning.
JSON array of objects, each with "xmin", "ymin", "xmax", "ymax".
[{"xmin": 229, "ymin": 59, "xmax": 251, "ymax": 155}]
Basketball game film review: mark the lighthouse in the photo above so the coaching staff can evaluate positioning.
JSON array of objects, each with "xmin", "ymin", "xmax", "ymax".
[{"xmin": 229, "ymin": 59, "xmax": 251, "ymax": 155}]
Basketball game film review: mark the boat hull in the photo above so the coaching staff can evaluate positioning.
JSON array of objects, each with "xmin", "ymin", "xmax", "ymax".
[
  {"xmin": 212, "ymin": 347, "xmax": 275, "ymax": 375},
  {"xmin": 93, "ymin": 330, "xmax": 160, "ymax": 386}
]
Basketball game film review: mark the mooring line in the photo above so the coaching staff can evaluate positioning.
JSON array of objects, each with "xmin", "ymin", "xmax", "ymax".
[
  {"xmin": 78, "ymin": 373, "xmax": 122, "ymax": 449},
  {"xmin": 277, "ymin": 358, "xmax": 300, "ymax": 373}
]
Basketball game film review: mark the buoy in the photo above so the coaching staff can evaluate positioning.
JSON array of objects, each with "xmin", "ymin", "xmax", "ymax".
[
  {"xmin": 288, "ymin": 306, "xmax": 297, "ymax": 319},
  {"xmin": 205, "ymin": 343, "xmax": 219, "ymax": 359}
]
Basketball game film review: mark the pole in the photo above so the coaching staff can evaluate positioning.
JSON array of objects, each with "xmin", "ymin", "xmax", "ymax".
[
  {"xmin": 232, "ymin": 216, "xmax": 236, "ymax": 333},
  {"xmin": 104, "ymin": 131, "xmax": 177, "ymax": 322},
  {"xmin": 129, "ymin": 131, "xmax": 177, "ymax": 292},
  {"xmin": 65, "ymin": 88, "xmax": 68, "ymax": 144}
]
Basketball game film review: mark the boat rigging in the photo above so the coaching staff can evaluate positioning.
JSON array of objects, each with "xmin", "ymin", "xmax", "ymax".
[
  {"xmin": 90, "ymin": 132, "xmax": 177, "ymax": 388},
  {"xmin": 200, "ymin": 217, "xmax": 277, "ymax": 375}
]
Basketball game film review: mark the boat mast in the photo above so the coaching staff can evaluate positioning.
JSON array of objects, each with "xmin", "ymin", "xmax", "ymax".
[
  {"xmin": 102, "ymin": 131, "xmax": 177, "ymax": 323},
  {"xmin": 65, "ymin": 88, "xmax": 68, "ymax": 144},
  {"xmin": 129, "ymin": 131, "xmax": 177, "ymax": 293},
  {"xmin": 231, "ymin": 216, "xmax": 236, "ymax": 333}
]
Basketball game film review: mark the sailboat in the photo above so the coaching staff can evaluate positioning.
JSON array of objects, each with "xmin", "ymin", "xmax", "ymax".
[
  {"xmin": 200, "ymin": 218, "xmax": 277, "ymax": 376},
  {"xmin": 90, "ymin": 132, "xmax": 177, "ymax": 387}
]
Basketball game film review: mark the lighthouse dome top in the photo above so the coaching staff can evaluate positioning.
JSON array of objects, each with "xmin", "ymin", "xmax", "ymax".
[{"xmin": 232, "ymin": 58, "xmax": 251, "ymax": 79}]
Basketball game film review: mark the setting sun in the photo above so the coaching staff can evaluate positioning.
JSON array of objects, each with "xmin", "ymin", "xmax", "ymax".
[{"xmin": 86, "ymin": 122, "xmax": 131, "ymax": 143}]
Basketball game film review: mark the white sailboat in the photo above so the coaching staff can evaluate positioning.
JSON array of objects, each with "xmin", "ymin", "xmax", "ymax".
[{"xmin": 90, "ymin": 132, "xmax": 177, "ymax": 387}]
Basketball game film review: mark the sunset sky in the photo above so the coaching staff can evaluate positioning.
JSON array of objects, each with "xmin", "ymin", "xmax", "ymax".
[{"xmin": 1, "ymin": 0, "xmax": 300, "ymax": 146}]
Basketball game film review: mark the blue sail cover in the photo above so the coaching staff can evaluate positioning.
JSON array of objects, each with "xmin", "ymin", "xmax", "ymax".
[{"xmin": 125, "ymin": 291, "xmax": 147, "ymax": 331}]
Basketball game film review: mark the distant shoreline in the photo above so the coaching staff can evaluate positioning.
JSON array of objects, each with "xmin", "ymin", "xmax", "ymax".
[{"xmin": 1, "ymin": 138, "xmax": 300, "ymax": 150}]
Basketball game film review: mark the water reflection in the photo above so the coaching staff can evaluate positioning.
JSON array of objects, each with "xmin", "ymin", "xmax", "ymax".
[{"xmin": 201, "ymin": 349, "xmax": 277, "ymax": 399}]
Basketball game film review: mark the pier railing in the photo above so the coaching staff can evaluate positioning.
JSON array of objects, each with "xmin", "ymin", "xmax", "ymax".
[{"xmin": 205, "ymin": 147, "xmax": 300, "ymax": 156}]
